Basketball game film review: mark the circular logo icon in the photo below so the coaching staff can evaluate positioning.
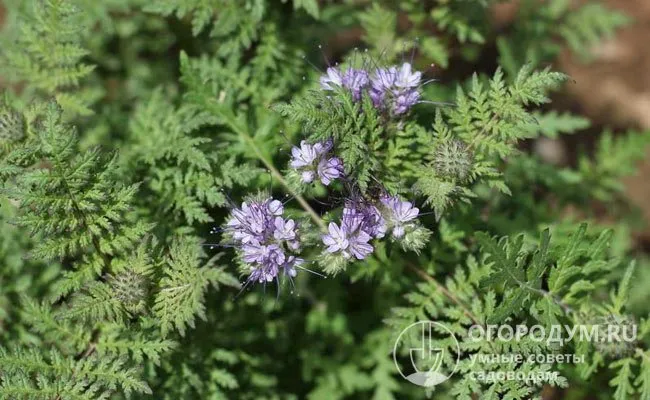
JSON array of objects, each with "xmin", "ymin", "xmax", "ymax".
[{"xmin": 393, "ymin": 321, "xmax": 460, "ymax": 387}]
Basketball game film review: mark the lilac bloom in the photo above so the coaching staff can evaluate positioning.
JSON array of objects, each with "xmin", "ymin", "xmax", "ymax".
[
  {"xmin": 317, "ymin": 157, "xmax": 343, "ymax": 185},
  {"xmin": 290, "ymin": 140, "xmax": 320, "ymax": 168},
  {"xmin": 393, "ymin": 90, "xmax": 420, "ymax": 115},
  {"xmin": 321, "ymin": 67, "xmax": 369, "ymax": 101},
  {"xmin": 369, "ymin": 63, "xmax": 422, "ymax": 114},
  {"xmin": 268, "ymin": 199, "xmax": 283, "ymax": 215},
  {"xmin": 381, "ymin": 195, "xmax": 420, "ymax": 238},
  {"xmin": 348, "ymin": 230, "xmax": 373, "ymax": 259},
  {"xmin": 322, "ymin": 201, "xmax": 385, "ymax": 260},
  {"xmin": 223, "ymin": 197, "xmax": 305, "ymax": 286},
  {"xmin": 320, "ymin": 67, "xmax": 343, "ymax": 90},
  {"xmin": 249, "ymin": 264, "xmax": 280, "ymax": 283},
  {"xmin": 342, "ymin": 202, "xmax": 386, "ymax": 239},
  {"xmin": 273, "ymin": 217, "xmax": 296, "ymax": 241},
  {"xmin": 290, "ymin": 139, "xmax": 343, "ymax": 186},
  {"xmin": 341, "ymin": 68, "xmax": 369, "ymax": 100},
  {"xmin": 370, "ymin": 67, "xmax": 396, "ymax": 108},
  {"xmin": 322, "ymin": 222, "xmax": 349, "ymax": 254},
  {"xmin": 366, "ymin": 207, "xmax": 387, "ymax": 239},
  {"xmin": 242, "ymin": 243, "xmax": 283, "ymax": 264},
  {"xmin": 282, "ymin": 256, "xmax": 303, "ymax": 277},
  {"xmin": 227, "ymin": 202, "xmax": 271, "ymax": 244},
  {"xmin": 394, "ymin": 63, "xmax": 421, "ymax": 89},
  {"xmin": 372, "ymin": 67, "xmax": 397, "ymax": 90}
]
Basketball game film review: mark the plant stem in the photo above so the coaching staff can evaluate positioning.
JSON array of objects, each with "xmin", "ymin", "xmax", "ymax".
[
  {"xmin": 406, "ymin": 263, "xmax": 482, "ymax": 327},
  {"xmin": 225, "ymin": 112, "xmax": 327, "ymax": 231}
]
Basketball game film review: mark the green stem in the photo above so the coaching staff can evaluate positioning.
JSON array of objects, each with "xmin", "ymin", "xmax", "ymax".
[{"xmin": 225, "ymin": 112, "xmax": 327, "ymax": 231}]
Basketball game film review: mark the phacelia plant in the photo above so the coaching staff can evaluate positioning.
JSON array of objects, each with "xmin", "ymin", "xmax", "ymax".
[{"xmin": 0, "ymin": 1, "xmax": 649, "ymax": 400}]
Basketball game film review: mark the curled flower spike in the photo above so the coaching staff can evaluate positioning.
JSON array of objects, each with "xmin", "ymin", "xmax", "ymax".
[
  {"xmin": 319, "ymin": 61, "xmax": 424, "ymax": 116},
  {"xmin": 224, "ymin": 197, "xmax": 303, "ymax": 285},
  {"xmin": 370, "ymin": 62, "xmax": 422, "ymax": 115},
  {"xmin": 290, "ymin": 139, "xmax": 343, "ymax": 186}
]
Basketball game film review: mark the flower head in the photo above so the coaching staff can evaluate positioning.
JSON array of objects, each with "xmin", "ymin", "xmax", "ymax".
[
  {"xmin": 381, "ymin": 195, "xmax": 420, "ymax": 238},
  {"xmin": 321, "ymin": 199, "xmax": 386, "ymax": 260},
  {"xmin": 321, "ymin": 221, "xmax": 373, "ymax": 260},
  {"xmin": 317, "ymin": 157, "xmax": 344, "ymax": 185},
  {"xmin": 342, "ymin": 201, "xmax": 386, "ymax": 239},
  {"xmin": 369, "ymin": 62, "xmax": 422, "ymax": 115},
  {"xmin": 394, "ymin": 90, "xmax": 421, "ymax": 115},
  {"xmin": 319, "ymin": 60, "xmax": 424, "ymax": 116},
  {"xmin": 290, "ymin": 139, "xmax": 343, "ymax": 186},
  {"xmin": 394, "ymin": 63, "xmax": 421, "ymax": 89},
  {"xmin": 322, "ymin": 222, "xmax": 349, "ymax": 254},
  {"xmin": 224, "ymin": 197, "xmax": 303, "ymax": 285},
  {"xmin": 321, "ymin": 66, "xmax": 369, "ymax": 100},
  {"xmin": 290, "ymin": 140, "xmax": 326, "ymax": 168}
]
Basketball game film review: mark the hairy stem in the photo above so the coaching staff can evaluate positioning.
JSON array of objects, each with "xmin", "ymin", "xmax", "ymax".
[
  {"xmin": 223, "ymin": 111, "xmax": 327, "ymax": 231},
  {"xmin": 406, "ymin": 263, "xmax": 482, "ymax": 327}
]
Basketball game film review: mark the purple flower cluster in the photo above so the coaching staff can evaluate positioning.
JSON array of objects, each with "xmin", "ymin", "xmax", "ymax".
[
  {"xmin": 320, "ymin": 62, "xmax": 422, "ymax": 115},
  {"xmin": 290, "ymin": 139, "xmax": 344, "ymax": 185},
  {"xmin": 370, "ymin": 63, "xmax": 421, "ymax": 115},
  {"xmin": 226, "ymin": 198, "xmax": 303, "ymax": 283},
  {"xmin": 321, "ymin": 195, "xmax": 420, "ymax": 260}
]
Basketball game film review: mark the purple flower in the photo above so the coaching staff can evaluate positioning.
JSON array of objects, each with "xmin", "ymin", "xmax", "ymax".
[
  {"xmin": 373, "ymin": 67, "xmax": 397, "ymax": 90},
  {"xmin": 394, "ymin": 63, "xmax": 421, "ymax": 89},
  {"xmin": 268, "ymin": 199, "xmax": 284, "ymax": 215},
  {"xmin": 321, "ymin": 200, "xmax": 386, "ymax": 260},
  {"xmin": 317, "ymin": 157, "xmax": 343, "ymax": 186},
  {"xmin": 381, "ymin": 195, "xmax": 420, "ymax": 238},
  {"xmin": 290, "ymin": 139, "xmax": 344, "ymax": 185},
  {"xmin": 320, "ymin": 67, "xmax": 343, "ymax": 90},
  {"xmin": 394, "ymin": 90, "xmax": 420, "ymax": 115},
  {"xmin": 226, "ymin": 201, "xmax": 273, "ymax": 244},
  {"xmin": 341, "ymin": 68, "xmax": 369, "ymax": 101},
  {"xmin": 342, "ymin": 202, "xmax": 386, "ymax": 239},
  {"xmin": 320, "ymin": 66, "xmax": 369, "ymax": 101},
  {"xmin": 249, "ymin": 263, "xmax": 280, "ymax": 283},
  {"xmin": 320, "ymin": 62, "xmax": 423, "ymax": 115},
  {"xmin": 273, "ymin": 217, "xmax": 296, "ymax": 241},
  {"xmin": 291, "ymin": 140, "xmax": 326, "ymax": 168},
  {"xmin": 370, "ymin": 67, "xmax": 396, "ymax": 107},
  {"xmin": 282, "ymin": 256, "xmax": 303, "ymax": 277},
  {"xmin": 348, "ymin": 229, "xmax": 373, "ymax": 259},
  {"xmin": 242, "ymin": 243, "xmax": 285, "ymax": 265},
  {"xmin": 322, "ymin": 222, "xmax": 373, "ymax": 260},
  {"xmin": 322, "ymin": 222, "xmax": 349, "ymax": 254}
]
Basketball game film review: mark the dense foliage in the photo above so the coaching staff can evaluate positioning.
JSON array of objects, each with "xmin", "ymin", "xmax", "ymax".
[{"xmin": 0, "ymin": 0, "xmax": 649, "ymax": 399}]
